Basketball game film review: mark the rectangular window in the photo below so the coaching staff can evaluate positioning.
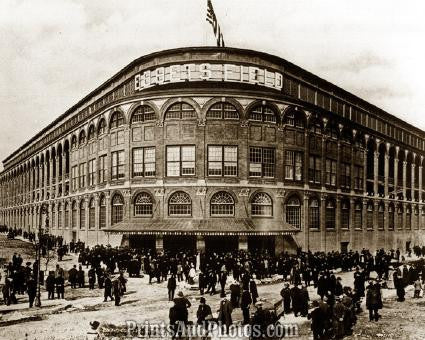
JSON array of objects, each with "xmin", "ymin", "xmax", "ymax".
[
  {"xmin": 285, "ymin": 151, "xmax": 303, "ymax": 181},
  {"xmin": 166, "ymin": 145, "xmax": 195, "ymax": 176},
  {"xmin": 249, "ymin": 147, "xmax": 275, "ymax": 178},
  {"xmin": 71, "ymin": 166, "xmax": 78, "ymax": 191},
  {"xmin": 354, "ymin": 165, "xmax": 364, "ymax": 190},
  {"xmin": 111, "ymin": 150, "xmax": 125, "ymax": 180},
  {"xmin": 98, "ymin": 155, "xmax": 106, "ymax": 183},
  {"xmin": 88, "ymin": 159, "xmax": 96, "ymax": 187},
  {"xmin": 79, "ymin": 163, "xmax": 86, "ymax": 188},
  {"xmin": 325, "ymin": 159, "xmax": 337, "ymax": 186},
  {"xmin": 207, "ymin": 146, "xmax": 238, "ymax": 177},
  {"xmin": 308, "ymin": 155, "xmax": 321, "ymax": 184},
  {"xmin": 132, "ymin": 147, "xmax": 156, "ymax": 177},
  {"xmin": 110, "ymin": 130, "xmax": 124, "ymax": 146},
  {"xmin": 340, "ymin": 163, "xmax": 351, "ymax": 189}
]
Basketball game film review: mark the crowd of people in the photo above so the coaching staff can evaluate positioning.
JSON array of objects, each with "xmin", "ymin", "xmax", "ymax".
[{"xmin": 1, "ymin": 226, "xmax": 425, "ymax": 339}]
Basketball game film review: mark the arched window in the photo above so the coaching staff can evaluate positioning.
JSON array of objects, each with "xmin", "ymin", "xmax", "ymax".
[
  {"xmin": 251, "ymin": 192, "xmax": 273, "ymax": 216},
  {"xmin": 354, "ymin": 202, "xmax": 362, "ymax": 229},
  {"xmin": 169, "ymin": 191, "xmax": 192, "ymax": 216},
  {"xmin": 111, "ymin": 194, "xmax": 124, "ymax": 225},
  {"xmin": 98, "ymin": 119, "xmax": 106, "ymax": 135},
  {"xmin": 325, "ymin": 199, "xmax": 336, "ymax": 229},
  {"xmin": 248, "ymin": 105, "xmax": 277, "ymax": 123},
  {"xmin": 71, "ymin": 201, "xmax": 77, "ymax": 229},
  {"xmin": 341, "ymin": 200, "xmax": 350, "ymax": 229},
  {"xmin": 79, "ymin": 131, "xmax": 86, "ymax": 146},
  {"xmin": 378, "ymin": 203, "xmax": 385, "ymax": 230},
  {"xmin": 57, "ymin": 203, "xmax": 62, "ymax": 229},
  {"xmin": 206, "ymin": 102, "xmax": 239, "ymax": 120},
  {"xmin": 286, "ymin": 196, "xmax": 301, "ymax": 229},
  {"xmin": 397, "ymin": 205, "xmax": 403, "ymax": 229},
  {"xmin": 414, "ymin": 206, "xmax": 419, "ymax": 230},
  {"xmin": 64, "ymin": 202, "xmax": 70, "ymax": 229},
  {"xmin": 71, "ymin": 135, "xmax": 77, "ymax": 150},
  {"xmin": 165, "ymin": 103, "xmax": 196, "ymax": 120},
  {"xmin": 406, "ymin": 206, "xmax": 412, "ymax": 230},
  {"xmin": 210, "ymin": 191, "xmax": 235, "ymax": 216},
  {"xmin": 366, "ymin": 202, "xmax": 374, "ymax": 230},
  {"xmin": 131, "ymin": 105, "xmax": 156, "ymax": 124},
  {"xmin": 51, "ymin": 204, "xmax": 55, "ymax": 229},
  {"xmin": 110, "ymin": 111, "xmax": 125, "ymax": 129},
  {"xmin": 88, "ymin": 125, "xmax": 95, "ymax": 141},
  {"xmin": 308, "ymin": 198, "xmax": 320, "ymax": 229},
  {"xmin": 80, "ymin": 200, "xmax": 86, "ymax": 230},
  {"xmin": 388, "ymin": 204, "xmax": 395, "ymax": 230},
  {"xmin": 284, "ymin": 110, "xmax": 305, "ymax": 128},
  {"xmin": 99, "ymin": 195, "xmax": 106, "ymax": 229},
  {"xmin": 134, "ymin": 192, "xmax": 153, "ymax": 217},
  {"xmin": 89, "ymin": 198, "xmax": 95, "ymax": 229}
]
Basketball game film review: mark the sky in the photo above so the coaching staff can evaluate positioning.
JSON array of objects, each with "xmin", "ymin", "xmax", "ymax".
[{"xmin": 1, "ymin": 0, "xmax": 425, "ymax": 170}]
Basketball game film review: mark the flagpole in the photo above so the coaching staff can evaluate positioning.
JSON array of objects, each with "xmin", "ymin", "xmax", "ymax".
[{"xmin": 204, "ymin": 0, "xmax": 208, "ymax": 46}]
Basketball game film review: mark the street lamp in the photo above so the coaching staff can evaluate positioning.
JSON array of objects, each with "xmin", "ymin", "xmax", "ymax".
[{"xmin": 34, "ymin": 203, "xmax": 48, "ymax": 308}]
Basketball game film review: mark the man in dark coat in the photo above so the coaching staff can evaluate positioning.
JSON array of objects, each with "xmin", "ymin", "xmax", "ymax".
[
  {"xmin": 68, "ymin": 265, "xmax": 78, "ymax": 289},
  {"xmin": 333, "ymin": 296, "xmax": 347, "ymax": 339},
  {"xmin": 291, "ymin": 283, "xmax": 302, "ymax": 317},
  {"xmin": 300, "ymin": 284, "xmax": 310, "ymax": 317},
  {"xmin": 27, "ymin": 277, "xmax": 37, "ymax": 308},
  {"xmin": 173, "ymin": 291, "xmax": 192, "ymax": 324},
  {"xmin": 198, "ymin": 271, "xmax": 206, "ymax": 295},
  {"xmin": 46, "ymin": 271, "xmax": 56, "ymax": 300},
  {"xmin": 229, "ymin": 281, "xmax": 241, "ymax": 308},
  {"xmin": 219, "ymin": 271, "xmax": 227, "ymax": 298},
  {"xmin": 217, "ymin": 296, "xmax": 233, "ymax": 334},
  {"xmin": 78, "ymin": 265, "xmax": 85, "ymax": 288},
  {"xmin": 249, "ymin": 277, "xmax": 259, "ymax": 305},
  {"xmin": 104, "ymin": 274, "xmax": 114, "ymax": 302},
  {"xmin": 280, "ymin": 283, "xmax": 292, "ymax": 314},
  {"xmin": 366, "ymin": 281, "xmax": 382, "ymax": 321},
  {"xmin": 308, "ymin": 300, "xmax": 326, "ymax": 340},
  {"xmin": 112, "ymin": 278, "xmax": 122, "ymax": 306},
  {"xmin": 196, "ymin": 297, "xmax": 212, "ymax": 328},
  {"xmin": 240, "ymin": 288, "xmax": 252, "ymax": 325},
  {"xmin": 88, "ymin": 267, "xmax": 96, "ymax": 290},
  {"xmin": 56, "ymin": 274, "xmax": 65, "ymax": 299},
  {"xmin": 167, "ymin": 275, "xmax": 177, "ymax": 301},
  {"xmin": 354, "ymin": 268, "xmax": 365, "ymax": 297},
  {"xmin": 317, "ymin": 273, "xmax": 327, "ymax": 300}
]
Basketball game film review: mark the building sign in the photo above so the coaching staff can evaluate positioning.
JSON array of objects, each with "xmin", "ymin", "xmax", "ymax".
[{"xmin": 134, "ymin": 63, "xmax": 283, "ymax": 91}]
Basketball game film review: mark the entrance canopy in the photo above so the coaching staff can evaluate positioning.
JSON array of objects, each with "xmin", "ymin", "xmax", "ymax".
[{"xmin": 103, "ymin": 218, "xmax": 299, "ymax": 236}]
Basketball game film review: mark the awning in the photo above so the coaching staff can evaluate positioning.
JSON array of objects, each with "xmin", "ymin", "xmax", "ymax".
[{"xmin": 103, "ymin": 218, "xmax": 299, "ymax": 236}]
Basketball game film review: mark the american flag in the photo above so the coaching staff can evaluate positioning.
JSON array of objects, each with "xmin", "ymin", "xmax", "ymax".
[{"xmin": 206, "ymin": 0, "xmax": 225, "ymax": 47}]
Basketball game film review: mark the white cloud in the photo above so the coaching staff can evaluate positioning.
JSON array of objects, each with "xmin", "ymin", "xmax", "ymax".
[{"xmin": 1, "ymin": 0, "xmax": 425, "ymax": 170}]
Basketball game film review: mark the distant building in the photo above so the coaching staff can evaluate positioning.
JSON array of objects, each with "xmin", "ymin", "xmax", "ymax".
[{"xmin": 1, "ymin": 47, "xmax": 424, "ymax": 253}]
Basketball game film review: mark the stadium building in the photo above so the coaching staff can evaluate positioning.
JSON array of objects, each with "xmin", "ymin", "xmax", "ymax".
[{"xmin": 1, "ymin": 47, "xmax": 424, "ymax": 253}]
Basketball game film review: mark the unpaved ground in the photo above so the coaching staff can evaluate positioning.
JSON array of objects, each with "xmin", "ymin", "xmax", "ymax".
[{"xmin": 0, "ymin": 235, "xmax": 425, "ymax": 340}]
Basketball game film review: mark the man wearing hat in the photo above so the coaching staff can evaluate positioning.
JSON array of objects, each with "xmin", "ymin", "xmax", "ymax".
[
  {"xmin": 103, "ymin": 273, "xmax": 114, "ymax": 302},
  {"xmin": 366, "ymin": 280, "xmax": 382, "ymax": 322},
  {"xmin": 240, "ymin": 288, "xmax": 252, "ymax": 325},
  {"xmin": 196, "ymin": 297, "xmax": 213, "ymax": 328},
  {"xmin": 217, "ymin": 295, "xmax": 233, "ymax": 334},
  {"xmin": 307, "ymin": 300, "xmax": 326, "ymax": 340},
  {"xmin": 280, "ymin": 282, "xmax": 292, "ymax": 314},
  {"xmin": 332, "ymin": 296, "xmax": 347, "ymax": 339},
  {"xmin": 173, "ymin": 291, "xmax": 191, "ymax": 324}
]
